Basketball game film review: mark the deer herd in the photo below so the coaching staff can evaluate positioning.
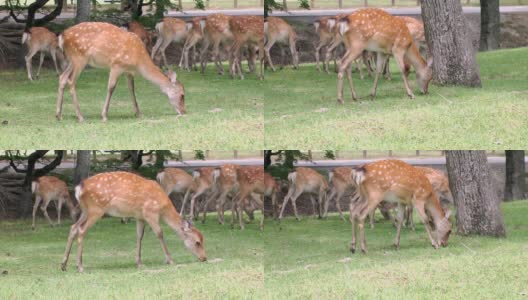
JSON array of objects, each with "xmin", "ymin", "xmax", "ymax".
[
  {"xmin": 29, "ymin": 158, "xmax": 453, "ymax": 272},
  {"xmin": 20, "ymin": 8, "xmax": 433, "ymax": 121}
]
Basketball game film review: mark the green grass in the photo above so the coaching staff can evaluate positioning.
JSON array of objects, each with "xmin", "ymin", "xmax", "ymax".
[
  {"xmin": 264, "ymin": 47, "xmax": 528, "ymax": 149},
  {"xmin": 1, "ymin": 201, "xmax": 527, "ymax": 298},
  {"xmin": 0, "ymin": 65, "xmax": 264, "ymax": 149},
  {"xmin": 0, "ymin": 213, "xmax": 264, "ymax": 299},
  {"xmin": 264, "ymin": 200, "xmax": 528, "ymax": 298}
]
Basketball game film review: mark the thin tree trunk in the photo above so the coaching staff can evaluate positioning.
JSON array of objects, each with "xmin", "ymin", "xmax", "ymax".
[
  {"xmin": 75, "ymin": 0, "xmax": 91, "ymax": 23},
  {"xmin": 74, "ymin": 151, "xmax": 91, "ymax": 186},
  {"xmin": 445, "ymin": 150, "xmax": 506, "ymax": 237},
  {"xmin": 479, "ymin": 0, "xmax": 500, "ymax": 51},
  {"xmin": 504, "ymin": 150, "xmax": 525, "ymax": 201},
  {"xmin": 421, "ymin": 0, "xmax": 482, "ymax": 87}
]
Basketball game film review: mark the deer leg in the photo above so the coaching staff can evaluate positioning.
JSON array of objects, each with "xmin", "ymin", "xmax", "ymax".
[
  {"xmin": 159, "ymin": 40, "xmax": 172, "ymax": 68},
  {"xmin": 213, "ymin": 41, "xmax": 225, "ymax": 75},
  {"xmin": 317, "ymin": 189, "xmax": 325, "ymax": 219},
  {"xmin": 68, "ymin": 64, "xmax": 86, "ymax": 122},
  {"xmin": 406, "ymin": 205, "xmax": 415, "ymax": 231},
  {"xmin": 40, "ymin": 198, "xmax": 54, "ymax": 227},
  {"xmin": 289, "ymin": 189, "xmax": 303, "ymax": 221},
  {"xmin": 61, "ymin": 212, "xmax": 87, "ymax": 271},
  {"xmin": 308, "ymin": 195, "xmax": 317, "ymax": 218},
  {"xmin": 271, "ymin": 192, "xmax": 278, "ymax": 220},
  {"xmin": 350, "ymin": 202, "xmax": 357, "ymax": 253},
  {"xmin": 101, "ymin": 68, "xmax": 122, "ymax": 122},
  {"xmin": 393, "ymin": 203, "xmax": 405, "ymax": 249},
  {"xmin": 356, "ymin": 60, "xmax": 364, "ymax": 80},
  {"xmin": 146, "ymin": 218, "xmax": 173, "ymax": 265},
  {"xmin": 324, "ymin": 189, "xmax": 336, "ymax": 218},
  {"xmin": 36, "ymin": 52, "xmax": 45, "ymax": 79},
  {"xmin": 278, "ymin": 186, "xmax": 295, "ymax": 220},
  {"xmin": 264, "ymin": 39, "xmax": 276, "ymax": 72},
  {"xmin": 324, "ymin": 39, "xmax": 340, "ymax": 74},
  {"xmin": 335, "ymin": 192, "xmax": 346, "ymax": 221},
  {"xmin": 56, "ymin": 64, "xmax": 73, "ymax": 121},
  {"xmin": 383, "ymin": 56, "xmax": 391, "ymax": 80},
  {"xmin": 199, "ymin": 189, "xmax": 215, "ymax": 223},
  {"xmin": 126, "ymin": 74, "xmax": 141, "ymax": 118},
  {"xmin": 136, "ymin": 219, "xmax": 145, "ymax": 266},
  {"xmin": 25, "ymin": 48, "xmax": 38, "ymax": 81},
  {"xmin": 413, "ymin": 201, "xmax": 438, "ymax": 249},
  {"xmin": 32, "ymin": 195, "xmax": 43, "ymax": 230},
  {"xmin": 368, "ymin": 207, "xmax": 375, "ymax": 229},
  {"xmin": 337, "ymin": 45, "xmax": 363, "ymax": 103},
  {"xmin": 151, "ymin": 37, "xmax": 163, "ymax": 60},
  {"xmin": 57, "ymin": 198, "xmax": 63, "ymax": 226},
  {"xmin": 51, "ymin": 49, "xmax": 60, "ymax": 74},
  {"xmin": 315, "ymin": 41, "xmax": 325, "ymax": 72},
  {"xmin": 290, "ymin": 35, "xmax": 299, "ymax": 69},
  {"xmin": 393, "ymin": 49, "xmax": 415, "ymax": 99},
  {"xmin": 76, "ymin": 212, "xmax": 102, "ymax": 272},
  {"xmin": 237, "ymin": 192, "xmax": 249, "ymax": 230},
  {"xmin": 217, "ymin": 190, "xmax": 230, "ymax": 225},
  {"xmin": 199, "ymin": 38, "xmax": 210, "ymax": 74},
  {"xmin": 370, "ymin": 52, "xmax": 387, "ymax": 100}
]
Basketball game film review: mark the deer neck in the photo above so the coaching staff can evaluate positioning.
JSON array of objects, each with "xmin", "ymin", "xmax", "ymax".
[
  {"xmin": 425, "ymin": 194, "xmax": 446, "ymax": 227},
  {"xmin": 161, "ymin": 205, "xmax": 186, "ymax": 237},
  {"xmin": 404, "ymin": 42, "xmax": 428, "ymax": 76},
  {"xmin": 138, "ymin": 60, "xmax": 173, "ymax": 94}
]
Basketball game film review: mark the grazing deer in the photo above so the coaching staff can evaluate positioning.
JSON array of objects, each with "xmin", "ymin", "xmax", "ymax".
[
  {"xmin": 349, "ymin": 160, "xmax": 451, "ymax": 254},
  {"xmin": 31, "ymin": 176, "xmax": 79, "ymax": 230},
  {"xmin": 325, "ymin": 167, "xmax": 352, "ymax": 221},
  {"xmin": 232, "ymin": 166, "xmax": 265, "ymax": 230},
  {"xmin": 264, "ymin": 16, "xmax": 299, "ymax": 71},
  {"xmin": 156, "ymin": 168, "xmax": 195, "ymax": 212},
  {"xmin": 201, "ymin": 164, "xmax": 239, "ymax": 224},
  {"xmin": 180, "ymin": 17, "xmax": 205, "ymax": 71},
  {"xmin": 22, "ymin": 27, "xmax": 65, "ymax": 81},
  {"xmin": 264, "ymin": 172, "xmax": 279, "ymax": 219},
  {"xmin": 60, "ymin": 171, "xmax": 206, "ymax": 273},
  {"xmin": 56, "ymin": 22, "xmax": 185, "ymax": 122},
  {"xmin": 185, "ymin": 167, "xmax": 215, "ymax": 220},
  {"xmin": 278, "ymin": 167, "xmax": 328, "ymax": 220},
  {"xmin": 199, "ymin": 13, "xmax": 233, "ymax": 75},
  {"xmin": 150, "ymin": 17, "xmax": 188, "ymax": 67},
  {"xmin": 122, "ymin": 21, "xmax": 152, "ymax": 53},
  {"xmin": 337, "ymin": 8, "xmax": 432, "ymax": 102},
  {"xmin": 228, "ymin": 15, "xmax": 264, "ymax": 80},
  {"xmin": 314, "ymin": 17, "xmax": 337, "ymax": 73}
]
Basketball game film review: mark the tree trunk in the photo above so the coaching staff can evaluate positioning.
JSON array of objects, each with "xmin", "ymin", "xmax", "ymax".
[
  {"xmin": 479, "ymin": 0, "xmax": 500, "ymax": 51},
  {"xmin": 445, "ymin": 150, "xmax": 506, "ymax": 237},
  {"xmin": 421, "ymin": 0, "xmax": 482, "ymax": 87},
  {"xmin": 75, "ymin": 0, "xmax": 91, "ymax": 23},
  {"xmin": 504, "ymin": 150, "xmax": 525, "ymax": 201},
  {"xmin": 74, "ymin": 151, "xmax": 91, "ymax": 186}
]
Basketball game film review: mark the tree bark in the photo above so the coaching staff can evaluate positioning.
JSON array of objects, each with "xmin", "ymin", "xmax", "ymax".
[
  {"xmin": 421, "ymin": 0, "xmax": 482, "ymax": 87},
  {"xmin": 479, "ymin": 0, "xmax": 500, "ymax": 51},
  {"xmin": 75, "ymin": 0, "xmax": 91, "ymax": 24},
  {"xmin": 504, "ymin": 150, "xmax": 525, "ymax": 201},
  {"xmin": 74, "ymin": 151, "xmax": 91, "ymax": 186},
  {"xmin": 445, "ymin": 150, "xmax": 506, "ymax": 237}
]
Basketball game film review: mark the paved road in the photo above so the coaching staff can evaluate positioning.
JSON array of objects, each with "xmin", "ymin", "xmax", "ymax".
[{"xmin": 2, "ymin": 6, "xmax": 527, "ymax": 20}]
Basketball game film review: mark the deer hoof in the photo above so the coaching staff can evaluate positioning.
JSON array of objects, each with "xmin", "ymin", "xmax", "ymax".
[{"xmin": 60, "ymin": 263, "xmax": 67, "ymax": 271}]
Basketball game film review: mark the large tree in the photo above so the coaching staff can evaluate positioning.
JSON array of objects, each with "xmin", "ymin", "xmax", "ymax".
[
  {"xmin": 421, "ymin": 0, "xmax": 481, "ymax": 87},
  {"xmin": 504, "ymin": 150, "xmax": 525, "ymax": 201},
  {"xmin": 445, "ymin": 150, "xmax": 506, "ymax": 237},
  {"xmin": 73, "ymin": 151, "xmax": 91, "ymax": 186},
  {"xmin": 479, "ymin": 0, "xmax": 500, "ymax": 51},
  {"xmin": 75, "ymin": 0, "xmax": 91, "ymax": 24}
]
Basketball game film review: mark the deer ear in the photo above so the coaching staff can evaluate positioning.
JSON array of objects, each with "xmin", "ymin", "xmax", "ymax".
[
  {"xmin": 182, "ymin": 219, "xmax": 192, "ymax": 232},
  {"xmin": 444, "ymin": 209, "xmax": 451, "ymax": 220},
  {"xmin": 165, "ymin": 70, "xmax": 177, "ymax": 84}
]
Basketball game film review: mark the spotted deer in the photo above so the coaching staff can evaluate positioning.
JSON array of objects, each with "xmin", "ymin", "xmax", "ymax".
[
  {"xmin": 22, "ymin": 27, "xmax": 65, "ymax": 81},
  {"xmin": 186, "ymin": 167, "xmax": 215, "ymax": 220},
  {"xmin": 202, "ymin": 164, "xmax": 239, "ymax": 224},
  {"xmin": 228, "ymin": 15, "xmax": 264, "ymax": 80},
  {"xmin": 349, "ymin": 160, "xmax": 451, "ymax": 254},
  {"xmin": 314, "ymin": 17, "xmax": 338, "ymax": 73},
  {"xmin": 31, "ymin": 176, "xmax": 80, "ymax": 230},
  {"xmin": 150, "ymin": 17, "xmax": 188, "ymax": 67},
  {"xmin": 264, "ymin": 172, "xmax": 279, "ymax": 219},
  {"xmin": 278, "ymin": 167, "xmax": 328, "ymax": 220},
  {"xmin": 337, "ymin": 8, "xmax": 432, "ymax": 102},
  {"xmin": 122, "ymin": 21, "xmax": 152, "ymax": 52},
  {"xmin": 60, "ymin": 171, "xmax": 206, "ymax": 273},
  {"xmin": 199, "ymin": 13, "xmax": 234, "ymax": 75},
  {"xmin": 156, "ymin": 168, "xmax": 195, "ymax": 213},
  {"xmin": 57, "ymin": 22, "xmax": 185, "ymax": 122},
  {"xmin": 232, "ymin": 166, "xmax": 265, "ymax": 230},
  {"xmin": 180, "ymin": 17, "xmax": 205, "ymax": 71},
  {"xmin": 264, "ymin": 16, "xmax": 298, "ymax": 71}
]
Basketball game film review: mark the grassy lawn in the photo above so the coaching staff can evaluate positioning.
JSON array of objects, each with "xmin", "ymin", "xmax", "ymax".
[
  {"xmin": 1, "ymin": 201, "xmax": 527, "ymax": 298},
  {"xmin": 0, "ymin": 65, "xmax": 264, "ymax": 149},
  {"xmin": 264, "ymin": 47, "xmax": 528, "ymax": 149},
  {"xmin": 0, "ymin": 213, "xmax": 264, "ymax": 299},
  {"xmin": 264, "ymin": 200, "xmax": 528, "ymax": 298}
]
